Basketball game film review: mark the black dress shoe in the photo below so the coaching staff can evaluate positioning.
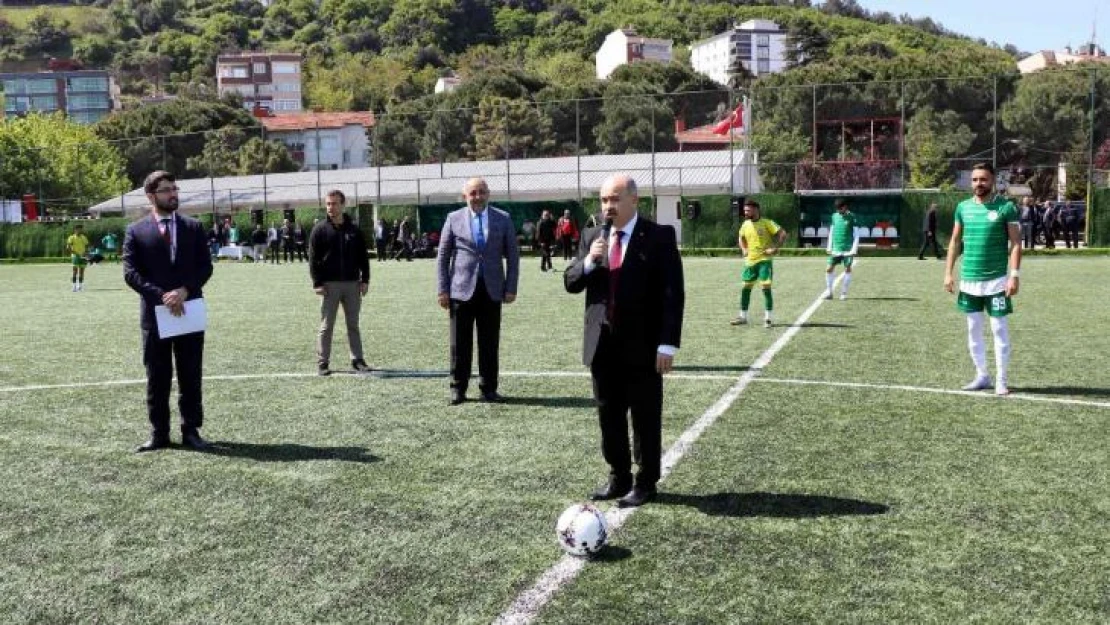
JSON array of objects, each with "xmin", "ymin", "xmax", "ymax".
[
  {"xmin": 136, "ymin": 438, "xmax": 170, "ymax": 453},
  {"xmin": 590, "ymin": 478, "xmax": 632, "ymax": 501},
  {"xmin": 181, "ymin": 431, "xmax": 211, "ymax": 451},
  {"xmin": 480, "ymin": 391, "xmax": 504, "ymax": 403},
  {"xmin": 449, "ymin": 390, "xmax": 466, "ymax": 406},
  {"xmin": 617, "ymin": 486, "xmax": 657, "ymax": 508}
]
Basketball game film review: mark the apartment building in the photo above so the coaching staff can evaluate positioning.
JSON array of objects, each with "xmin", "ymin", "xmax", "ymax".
[{"xmin": 216, "ymin": 52, "xmax": 303, "ymax": 114}]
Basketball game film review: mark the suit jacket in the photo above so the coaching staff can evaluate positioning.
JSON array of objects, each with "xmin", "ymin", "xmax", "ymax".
[
  {"xmin": 123, "ymin": 212, "xmax": 214, "ymax": 331},
  {"xmin": 565, "ymin": 217, "xmax": 684, "ymax": 368},
  {"xmin": 436, "ymin": 205, "xmax": 520, "ymax": 302}
]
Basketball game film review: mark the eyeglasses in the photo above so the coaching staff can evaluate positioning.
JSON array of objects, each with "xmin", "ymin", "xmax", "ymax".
[{"xmin": 155, "ymin": 187, "xmax": 179, "ymax": 194}]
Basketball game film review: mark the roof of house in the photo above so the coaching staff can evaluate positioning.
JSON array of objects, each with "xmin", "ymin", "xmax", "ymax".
[{"xmin": 260, "ymin": 111, "xmax": 376, "ymax": 132}]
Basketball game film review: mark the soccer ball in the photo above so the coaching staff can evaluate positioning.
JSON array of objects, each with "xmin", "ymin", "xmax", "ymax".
[{"xmin": 555, "ymin": 503, "xmax": 609, "ymax": 557}]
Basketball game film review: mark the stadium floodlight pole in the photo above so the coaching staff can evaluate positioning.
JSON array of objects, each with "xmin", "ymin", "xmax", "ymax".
[
  {"xmin": 729, "ymin": 88, "xmax": 735, "ymax": 196},
  {"xmin": 261, "ymin": 125, "xmax": 268, "ymax": 211},
  {"xmin": 315, "ymin": 121, "xmax": 322, "ymax": 209},
  {"xmin": 992, "ymin": 76, "xmax": 998, "ymax": 171},
  {"xmin": 374, "ymin": 112, "xmax": 382, "ymax": 210},
  {"xmin": 1087, "ymin": 68, "xmax": 1096, "ymax": 244},
  {"xmin": 575, "ymin": 98, "xmax": 582, "ymax": 203},
  {"xmin": 812, "ymin": 84, "xmax": 817, "ymax": 161},
  {"xmin": 504, "ymin": 101, "xmax": 512, "ymax": 201}
]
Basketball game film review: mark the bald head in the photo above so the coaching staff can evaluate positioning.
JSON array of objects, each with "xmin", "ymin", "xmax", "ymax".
[
  {"xmin": 599, "ymin": 175, "xmax": 639, "ymax": 229},
  {"xmin": 463, "ymin": 178, "xmax": 490, "ymax": 212}
]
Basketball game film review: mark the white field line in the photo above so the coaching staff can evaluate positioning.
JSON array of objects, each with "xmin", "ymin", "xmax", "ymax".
[{"xmin": 491, "ymin": 273, "xmax": 845, "ymax": 625}]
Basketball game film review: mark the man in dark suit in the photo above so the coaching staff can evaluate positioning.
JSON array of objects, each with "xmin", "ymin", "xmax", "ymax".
[
  {"xmin": 123, "ymin": 171, "xmax": 214, "ymax": 452},
  {"xmin": 436, "ymin": 177, "xmax": 521, "ymax": 405},
  {"xmin": 565, "ymin": 174, "xmax": 684, "ymax": 507}
]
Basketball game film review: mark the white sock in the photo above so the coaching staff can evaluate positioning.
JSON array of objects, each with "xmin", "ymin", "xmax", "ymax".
[
  {"xmin": 990, "ymin": 316, "xmax": 1011, "ymax": 386},
  {"xmin": 966, "ymin": 313, "xmax": 989, "ymax": 379},
  {"xmin": 764, "ymin": 310, "xmax": 772, "ymax": 321},
  {"xmin": 825, "ymin": 273, "xmax": 834, "ymax": 291},
  {"xmin": 841, "ymin": 273, "xmax": 852, "ymax": 294}
]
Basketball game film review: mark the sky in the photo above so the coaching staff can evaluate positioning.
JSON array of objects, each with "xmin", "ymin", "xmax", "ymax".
[{"xmin": 855, "ymin": 0, "xmax": 1107, "ymax": 55}]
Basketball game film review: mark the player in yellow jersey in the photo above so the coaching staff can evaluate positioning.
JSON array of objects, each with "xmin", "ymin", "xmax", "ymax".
[
  {"xmin": 732, "ymin": 199, "xmax": 786, "ymax": 328},
  {"xmin": 65, "ymin": 224, "xmax": 90, "ymax": 292}
]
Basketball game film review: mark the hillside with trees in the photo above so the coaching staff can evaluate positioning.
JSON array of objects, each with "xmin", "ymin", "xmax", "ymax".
[{"xmin": 0, "ymin": 0, "xmax": 1105, "ymax": 199}]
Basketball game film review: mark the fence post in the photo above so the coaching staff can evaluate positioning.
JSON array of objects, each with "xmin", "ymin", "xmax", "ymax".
[
  {"xmin": 1086, "ymin": 68, "xmax": 1096, "ymax": 245},
  {"xmin": 900, "ymin": 80, "xmax": 906, "ymax": 191},
  {"xmin": 575, "ymin": 98, "xmax": 582, "ymax": 203},
  {"xmin": 992, "ymin": 75, "xmax": 998, "ymax": 172},
  {"xmin": 504, "ymin": 100, "xmax": 512, "ymax": 201}
]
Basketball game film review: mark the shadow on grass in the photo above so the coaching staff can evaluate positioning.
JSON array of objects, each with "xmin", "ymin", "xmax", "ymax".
[
  {"xmin": 206, "ymin": 441, "xmax": 381, "ymax": 463},
  {"xmin": 500, "ymin": 396, "xmax": 597, "ymax": 408},
  {"xmin": 365, "ymin": 369, "xmax": 449, "ymax": 379},
  {"xmin": 592, "ymin": 545, "xmax": 632, "ymax": 562},
  {"xmin": 1013, "ymin": 386, "xmax": 1110, "ymax": 399},
  {"xmin": 672, "ymin": 365, "xmax": 750, "ymax": 373},
  {"xmin": 657, "ymin": 491, "xmax": 889, "ymax": 518},
  {"xmin": 798, "ymin": 322, "xmax": 853, "ymax": 329}
]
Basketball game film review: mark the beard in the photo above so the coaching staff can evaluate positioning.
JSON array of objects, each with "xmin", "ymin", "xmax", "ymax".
[
  {"xmin": 154, "ymin": 196, "xmax": 179, "ymax": 212},
  {"xmin": 972, "ymin": 186, "xmax": 991, "ymax": 199}
]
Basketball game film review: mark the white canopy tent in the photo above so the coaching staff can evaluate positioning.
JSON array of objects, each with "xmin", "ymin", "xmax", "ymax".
[{"xmin": 88, "ymin": 149, "xmax": 762, "ymax": 217}]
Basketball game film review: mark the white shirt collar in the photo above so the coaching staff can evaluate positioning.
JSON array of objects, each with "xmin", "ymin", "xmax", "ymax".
[{"xmin": 613, "ymin": 213, "xmax": 638, "ymax": 238}]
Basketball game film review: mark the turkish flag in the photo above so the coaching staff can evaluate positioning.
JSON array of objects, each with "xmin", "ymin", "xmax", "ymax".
[{"xmin": 712, "ymin": 103, "xmax": 744, "ymax": 135}]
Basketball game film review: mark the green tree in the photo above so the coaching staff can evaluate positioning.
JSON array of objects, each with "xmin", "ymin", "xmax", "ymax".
[
  {"xmin": 594, "ymin": 81, "xmax": 674, "ymax": 154},
  {"xmin": 0, "ymin": 113, "xmax": 129, "ymax": 214},
  {"xmin": 370, "ymin": 100, "xmax": 425, "ymax": 165},
  {"xmin": 186, "ymin": 128, "xmax": 299, "ymax": 177},
  {"xmin": 304, "ymin": 54, "xmax": 415, "ymax": 113},
  {"xmin": 380, "ymin": 0, "xmax": 454, "ymax": 49},
  {"xmin": 464, "ymin": 96, "xmax": 555, "ymax": 160},
  {"xmin": 905, "ymin": 106, "xmax": 974, "ymax": 189},
  {"xmin": 93, "ymin": 97, "xmax": 260, "ymax": 185}
]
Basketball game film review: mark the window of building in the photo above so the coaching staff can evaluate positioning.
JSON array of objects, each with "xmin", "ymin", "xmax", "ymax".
[
  {"xmin": 757, "ymin": 47, "xmax": 770, "ymax": 59},
  {"xmin": 253, "ymin": 62, "xmax": 268, "ymax": 74},
  {"xmin": 29, "ymin": 79, "xmax": 57, "ymax": 94},
  {"xmin": 274, "ymin": 99, "xmax": 301, "ymax": 111},
  {"xmin": 70, "ymin": 110, "xmax": 106, "ymax": 124},
  {"xmin": 272, "ymin": 62, "xmax": 299, "ymax": 74},
  {"xmin": 756, "ymin": 34, "xmax": 770, "ymax": 46},
  {"xmin": 219, "ymin": 65, "xmax": 249, "ymax": 78},
  {"xmin": 67, "ymin": 76, "xmax": 108, "ymax": 92},
  {"xmin": 257, "ymin": 84, "xmax": 273, "ymax": 94},
  {"xmin": 30, "ymin": 96, "xmax": 58, "ymax": 110},
  {"xmin": 67, "ymin": 94, "xmax": 109, "ymax": 109},
  {"xmin": 276, "ymin": 82, "xmax": 300, "ymax": 92},
  {"xmin": 315, "ymin": 136, "xmax": 339, "ymax": 150},
  {"xmin": 757, "ymin": 59, "xmax": 770, "ymax": 73}
]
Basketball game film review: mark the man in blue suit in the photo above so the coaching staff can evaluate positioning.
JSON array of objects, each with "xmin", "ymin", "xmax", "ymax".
[
  {"xmin": 123, "ymin": 171, "xmax": 214, "ymax": 452},
  {"xmin": 436, "ymin": 177, "xmax": 521, "ymax": 405}
]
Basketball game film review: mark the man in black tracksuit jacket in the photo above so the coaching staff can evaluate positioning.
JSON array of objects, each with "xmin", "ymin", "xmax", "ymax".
[{"xmin": 308, "ymin": 189, "xmax": 371, "ymax": 375}]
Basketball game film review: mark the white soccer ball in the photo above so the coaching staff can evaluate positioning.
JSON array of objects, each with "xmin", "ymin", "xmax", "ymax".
[{"xmin": 555, "ymin": 503, "xmax": 609, "ymax": 557}]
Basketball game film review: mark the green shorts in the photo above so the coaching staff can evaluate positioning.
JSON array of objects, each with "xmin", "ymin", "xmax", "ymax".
[
  {"xmin": 741, "ymin": 260, "xmax": 773, "ymax": 287},
  {"xmin": 71, "ymin": 254, "xmax": 87, "ymax": 267},
  {"xmin": 957, "ymin": 291, "xmax": 1012, "ymax": 317},
  {"xmin": 827, "ymin": 254, "xmax": 854, "ymax": 268}
]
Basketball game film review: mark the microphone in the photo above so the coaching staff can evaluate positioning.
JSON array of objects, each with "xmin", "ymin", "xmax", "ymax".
[{"xmin": 601, "ymin": 218, "xmax": 613, "ymax": 240}]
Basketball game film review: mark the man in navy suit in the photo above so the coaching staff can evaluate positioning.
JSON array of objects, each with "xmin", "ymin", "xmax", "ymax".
[
  {"xmin": 123, "ymin": 171, "xmax": 214, "ymax": 452},
  {"xmin": 436, "ymin": 177, "xmax": 521, "ymax": 405},
  {"xmin": 565, "ymin": 175, "xmax": 685, "ymax": 507}
]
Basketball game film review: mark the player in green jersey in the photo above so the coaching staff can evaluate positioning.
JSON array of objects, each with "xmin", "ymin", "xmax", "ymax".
[
  {"xmin": 824, "ymin": 199, "xmax": 858, "ymax": 300},
  {"xmin": 732, "ymin": 199, "xmax": 786, "ymax": 328},
  {"xmin": 944, "ymin": 163, "xmax": 1022, "ymax": 396}
]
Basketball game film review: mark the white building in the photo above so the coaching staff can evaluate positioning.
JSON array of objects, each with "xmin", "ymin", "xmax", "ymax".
[
  {"xmin": 690, "ymin": 19, "xmax": 788, "ymax": 86},
  {"xmin": 434, "ymin": 76, "xmax": 462, "ymax": 94},
  {"xmin": 1017, "ymin": 43, "xmax": 1110, "ymax": 73},
  {"xmin": 595, "ymin": 28, "xmax": 673, "ymax": 80},
  {"xmin": 260, "ymin": 112, "xmax": 375, "ymax": 171}
]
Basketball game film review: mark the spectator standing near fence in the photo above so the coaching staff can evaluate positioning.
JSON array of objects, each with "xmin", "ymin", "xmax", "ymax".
[
  {"xmin": 101, "ymin": 231, "xmax": 119, "ymax": 262},
  {"xmin": 732, "ymin": 200, "xmax": 786, "ymax": 328},
  {"xmin": 917, "ymin": 202, "xmax": 944, "ymax": 260},
  {"xmin": 944, "ymin": 162, "xmax": 1021, "ymax": 396},
  {"xmin": 1060, "ymin": 203, "xmax": 1081, "ymax": 249},
  {"xmin": 557, "ymin": 210, "xmax": 578, "ymax": 261},
  {"xmin": 250, "ymin": 225, "xmax": 267, "ymax": 263},
  {"xmin": 1018, "ymin": 197, "xmax": 1037, "ymax": 250},
  {"xmin": 824, "ymin": 199, "xmax": 858, "ymax": 300},
  {"xmin": 1040, "ymin": 201, "xmax": 1057, "ymax": 249},
  {"xmin": 536, "ymin": 210, "xmax": 557, "ymax": 272},
  {"xmin": 66, "ymin": 224, "xmax": 90, "ymax": 292}
]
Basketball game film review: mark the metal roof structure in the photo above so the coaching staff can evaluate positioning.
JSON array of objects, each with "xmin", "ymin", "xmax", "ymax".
[{"xmin": 89, "ymin": 149, "xmax": 761, "ymax": 216}]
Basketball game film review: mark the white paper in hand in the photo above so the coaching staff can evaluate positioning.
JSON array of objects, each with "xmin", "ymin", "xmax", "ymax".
[{"xmin": 155, "ymin": 298, "xmax": 207, "ymax": 339}]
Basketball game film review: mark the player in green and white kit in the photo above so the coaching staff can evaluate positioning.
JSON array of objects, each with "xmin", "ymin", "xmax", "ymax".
[
  {"xmin": 824, "ymin": 199, "xmax": 858, "ymax": 300},
  {"xmin": 944, "ymin": 163, "xmax": 1022, "ymax": 396}
]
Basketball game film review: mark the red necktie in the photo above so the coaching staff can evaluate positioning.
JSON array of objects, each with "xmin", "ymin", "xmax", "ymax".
[
  {"xmin": 607, "ymin": 231, "xmax": 623, "ymax": 323},
  {"xmin": 160, "ymin": 218, "xmax": 171, "ymax": 245}
]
